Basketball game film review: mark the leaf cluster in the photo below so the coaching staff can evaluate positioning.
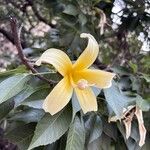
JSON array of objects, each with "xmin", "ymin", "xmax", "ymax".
[{"xmin": 0, "ymin": 0, "xmax": 149, "ymax": 149}]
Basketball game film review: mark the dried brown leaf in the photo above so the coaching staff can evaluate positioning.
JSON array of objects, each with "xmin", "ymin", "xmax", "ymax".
[{"xmin": 135, "ymin": 107, "xmax": 146, "ymax": 147}]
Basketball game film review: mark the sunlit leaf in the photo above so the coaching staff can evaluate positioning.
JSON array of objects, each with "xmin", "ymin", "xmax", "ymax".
[
  {"xmin": 129, "ymin": 61, "xmax": 138, "ymax": 73},
  {"xmin": 104, "ymin": 81, "xmax": 129, "ymax": 117},
  {"xmin": 140, "ymin": 73, "xmax": 150, "ymax": 83},
  {"xmin": 0, "ymin": 66, "xmax": 27, "ymax": 79},
  {"xmin": 0, "ymin": 74, "xmax": 30, "ymax": 104},
  {"xmin": 63, "ymin": 4, "xmax": 78, "ymax": 16},
  {"xmin": 136, "ymin": 95, "xmax": 150, "ymax": 111},
  {"xmin": 78, "ymin": 14, "xmax": 87, "ymax": 26}
]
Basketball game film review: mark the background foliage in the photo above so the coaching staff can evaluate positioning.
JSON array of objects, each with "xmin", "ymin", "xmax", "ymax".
[{"xmin": 0, "ymin": 0, "xmax": 149, "ymax": 150}]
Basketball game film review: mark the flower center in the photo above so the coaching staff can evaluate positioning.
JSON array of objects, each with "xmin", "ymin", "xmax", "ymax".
[
  {"xmin": 77, "ymin": 79, "xmax": 89, "ymax": 90},
  {"xmin": 76, "ymin": 79, "xmax": 95, "ymax": 90},
  {"xmin": 69, "ymin": 72, "xmax": 95, "ymax": 90}
]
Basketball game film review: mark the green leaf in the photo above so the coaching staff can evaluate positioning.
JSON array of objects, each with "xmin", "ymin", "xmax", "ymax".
[
  {"xmin": 88, "ymin": 115, "xmax": 102, "ymax": 143},
  {"xmin": 140, "ymin": 73, "xmax": 150, "ymax": 83},
  {"xmin": 87, "ymin": 133, "xmax": 112, "ymax": 150},
  {"xmin": 63, "ymin": 4, "xmax": 78, "ymax": 16},
  {"xmin": 14, "ymin": 85, "xmax": 39, "ymax": 107},
  {"xmin": 129, "ymin": 61, "xmax": 138, "ymax": 73},
  {"xmin": 5, "ymin": 123, "xmax": 36, "ymax": 150},
  {"xmin": 28, "ymin": 106, "xmax": 72, "ymax": 150},
  {"xmin": 14, "ymin": 85, "xmax": 50, "ymax": 108},
  {"xmin": 136, "ymin": 95, "xmax": 150, "ymax": 111},
  {"xmin": 10, "ymin": 108, "xmax": 45, "ymax": 123},
  {"xmin": 103, "ymin": 118, "xmax": 117, "ymax": 141},
  {"xmin": 130, "ymin": 76, "xmax": 141, "ymax": 92},
  {"xmin": 130, "ymin": 122, "xmax": 140, "ymax": 143},
  {"xmin": 66, "ymin": 116, "xmax": 85, "ymax": 150},
  {"xmin": 104, "ymin": 81, "xmax": 129, "ymax": 118},
  {"xmin": 78, "ymin": 14, "xmax": 87, "ymax": 26},
  {"xmin": 71, "ymin": 92, "xmax": 81, "ymax": 120},
  {"xmin": 0, "ymin": 100, "xmax": 14, "ymax": 120},
  {"xmin": 92, "ymin": 87, "xmax": 101, "ymax": 97},
  {"xmin": 0, "ymin": 74, "xmax": 30, "ymax": 104},
  {"xmin": 0, "ymin": 66, "xmax": 27, "ymax": 78},
  {"xmin": 21, "ymin": 87, "xmax": 50, "ymax": 109},
  {"xmin": 111, "ymin": 66, "xmax": 130, "ymax": 75}
]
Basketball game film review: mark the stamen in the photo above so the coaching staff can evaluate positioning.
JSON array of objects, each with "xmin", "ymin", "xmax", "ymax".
[
  {"xmin": 70, "ymin": 76, "xmax": 95, "ymax": 90},
  {"xmin": 77, "ymin": 79, "xmax": 89, "ymax": 90}
]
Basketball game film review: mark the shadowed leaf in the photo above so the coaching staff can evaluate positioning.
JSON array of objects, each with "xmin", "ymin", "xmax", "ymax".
[
  {"xmin": 66, "ymin": 116, "xmax": 85, "ymax": 150},
  {"xmin": 28, "ymin": 106, "xmax": 72, "ymax": 150},
  {"xmin": 5, "ymin": 123, "xmax": 36, "ymax": 150}
]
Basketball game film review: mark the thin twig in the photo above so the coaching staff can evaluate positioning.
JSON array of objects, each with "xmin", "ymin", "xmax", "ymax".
[
  {"xmin": 0, "ymin": 27, "xmax": 26, "ymax": 48},
  {"xmin": 10, "ymin": 17, "xmax": 57, "ymax": 85},
  {"xmin": 0, "ymin": 28, "xmax": 14, "ymax": 43},
  {"xmin": 26, "ymin": 0, "xmax": 56, "ymax": 28},
  {"xmin": 7, "ymin": 0, "xmax": 55, "ymax": 28}
]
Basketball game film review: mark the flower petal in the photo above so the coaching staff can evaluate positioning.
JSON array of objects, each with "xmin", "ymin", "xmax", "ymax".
[
  {"xmin": 43, "ymin": 76, "xmax": 73, "ymax": 115},
  {"xmin": 74, "ymin": 87, "xmax": 97, "ymax": 114},
  {"xmin": 35, "ymin": 48, "xmax": 72, "ymax": 76},
  {"xmin": 78, "ymin": 69, "xmax": 115, "ymax": 89},
  {"xmin": 73, "ymin": 33, "xmax": 99, "ymax": 70}
]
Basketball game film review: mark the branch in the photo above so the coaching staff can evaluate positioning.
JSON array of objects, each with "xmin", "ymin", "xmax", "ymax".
[
  {"xmin": 7, "ymin": 0, "xmax": 55, "ymax": 29},
  {"xmin": 0, "ymin": 27, "xmax": 26, "ymax": 49},
  {"xmin": 0, "ymin": 28, "xmax": 14, "ymax": 43},
  {"xmin": 10, "ymin": 17, "xmax": 56, "ymax": 85},
  {"xmin": 26, "ymin": 0, "xmax": 56, "ymax": 28}
]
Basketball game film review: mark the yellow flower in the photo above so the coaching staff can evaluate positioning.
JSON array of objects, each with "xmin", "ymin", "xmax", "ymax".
[{"xmin": 36, "ymin": 33, "xmax": 115, "ymax": 115}]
